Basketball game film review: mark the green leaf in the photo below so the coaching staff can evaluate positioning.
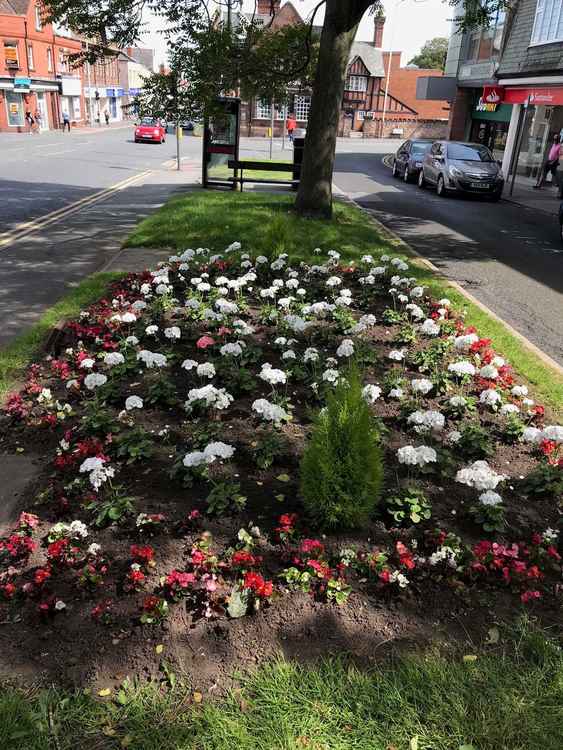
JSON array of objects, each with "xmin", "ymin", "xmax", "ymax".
[
  {"xmin": 276, "ymin": 474, "xmax": 291, "ymax": 483},
  {"xmin": 227, "ymin": 586, "xmax": 249, "ymax": 619}
]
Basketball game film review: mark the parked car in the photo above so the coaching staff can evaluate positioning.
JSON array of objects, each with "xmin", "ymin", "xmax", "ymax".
[
  {"xmin": 134, "ymin": 117, "xmax": 166, "ymax": 144},
  {"xmin": 392, "ymin": 138, "xmax": 434, "ymax": 182},
  {"xmin": 418, "ymin": 141, "xmax": 504, "ymax": 201}
]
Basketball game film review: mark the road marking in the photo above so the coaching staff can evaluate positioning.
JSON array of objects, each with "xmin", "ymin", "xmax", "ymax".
[{"xmin": 0, "ymin": 170, "xmax": 152, "ymax": 250}]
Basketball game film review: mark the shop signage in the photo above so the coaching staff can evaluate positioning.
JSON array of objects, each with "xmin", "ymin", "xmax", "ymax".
[
  {"xmin": 9, "ymin": 102, "xmax": 19, "ymax": 114},
  {"xmin": 5, "ymin": 46, "xmax": 18, "ymax": 67},
  {"xmin": 13, "ymin": 77, "xmax": 31, "ymax": 92},
  {"xmin": 504, "ymin": 87, "xmax": 563, "ymax": 106},
  {"xmin": 482, "ymin": 86, "xmax": 504, "ymax": 104},
  {"xmin": 476, "ymin": 98, "xmax": 498, "ymax": 112}
]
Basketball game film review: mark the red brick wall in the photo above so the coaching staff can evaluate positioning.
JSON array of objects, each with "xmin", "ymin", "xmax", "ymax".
[
  {"xmin": 447, "ymin": 88, "xmax": 472, "ymax": 141},
  {"xmin": 381, "ymin": 52, "xmax": 449, "ymax": 121}
]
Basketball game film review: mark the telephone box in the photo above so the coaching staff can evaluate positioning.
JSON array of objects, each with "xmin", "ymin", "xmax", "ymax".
[{"xmin": 202, "ymin": 98, "xmax": 241, "ymax": 189}]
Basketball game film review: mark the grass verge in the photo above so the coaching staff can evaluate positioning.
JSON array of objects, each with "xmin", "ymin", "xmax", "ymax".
[
  {"xmin": 0, "ymin": 272, "xmax": 124, "ymax": 402},
  {"xmin": 125, "ymin": 191, "xmax": 563, "ymax": 415},
  {"xmin": 1, "ymin": 626, "xmax": 562, "ymax": 750}
]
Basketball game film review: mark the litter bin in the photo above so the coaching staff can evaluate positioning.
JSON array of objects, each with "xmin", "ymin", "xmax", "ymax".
[{"xmin": 293, "ymin": 136, "xmax": 305, "ymax": 191}]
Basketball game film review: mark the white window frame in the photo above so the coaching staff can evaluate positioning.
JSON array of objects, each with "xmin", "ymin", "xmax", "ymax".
[
  {"xmin": 28, "ymin": 44, "xmax": 34, "ymax": 69},
  {"xmin": 356, "ymin": 110, "xmax": 366, "ymax": 121},
  {"xmin": 530, "ymin": 0, "xmax": 563, "ymax": 46},
  {"xmin": 294, "ymin": 94, "xmax": 310, "ymax": 122},
  {"xmin": 345, "ymin": 75, "xmax": 368, "ymax": 92},
  {"xmin": 47, "ymin": 47, "xmax": 53, "ymax": 72},
  {"xmin": 255, "ymin": 99, "xmax": 271, "ymax": 120},
  {"xmin": 35, "ymin": 4, "xmax": 42, "ymax": 31}
]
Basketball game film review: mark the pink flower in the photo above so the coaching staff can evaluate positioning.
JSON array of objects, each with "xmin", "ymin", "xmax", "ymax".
[
  {"xmin": 521, "ymin": 590, "xmax": 541, "ymax": 604},
  {"xmin": 196, "ymin": 336, "xmax": 215, "ymax": 350}
]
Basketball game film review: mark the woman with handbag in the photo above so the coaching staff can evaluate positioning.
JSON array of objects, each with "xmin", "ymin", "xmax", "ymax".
[{"xmin": 534, "ymin": 133, "xmax": 561, "ymax": 191}]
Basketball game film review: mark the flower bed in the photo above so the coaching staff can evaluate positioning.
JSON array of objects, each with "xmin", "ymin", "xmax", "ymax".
[{"xmin": 0, "ymin": 243, "xmax": 561, "ymax": 689}]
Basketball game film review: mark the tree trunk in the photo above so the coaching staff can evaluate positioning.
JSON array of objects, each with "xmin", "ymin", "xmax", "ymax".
[{"xmin": 295, "ymin": 0, "xmax": 369, "ymax": 218}]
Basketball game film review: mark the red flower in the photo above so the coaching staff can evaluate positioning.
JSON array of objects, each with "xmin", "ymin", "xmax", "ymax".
[
  {"xmin": 231, "ymin": 550, "xmax": 261, "ymax": 568},
  {"xmin": 299, "ymin": 539, "xmax": 325, "ymax": 558},
  {"xmin": 378, "ymin": 569, "xmax": 391, "ymax": 584},
  {"xmin": 34, "ymin": 568, "xmax": 51, "ymax": 586},
  {"xmin": 547, "ymin": 546, "xmax": 561, "ymax": 561},
  {"xmin": 521, "ymin": 590, "xmax": 541, "ymax": 604},
  {"xmin": 142, "ymin": 595, "xmax": 161, "ymax": 612},
  {"xmin": 191, "ymin": 549, "xmax": 206, "ymax": 566},
  {"xmin": 243, "ymin": 572, "xmax": 273, "ymax": 598},
  {"xmin": 1, "ymin": 583, "xmax": 16, "ymax": 599},
  {"xmin": 165, "ymin": 570, "xmax": 196, "ymax": 590},
  {"xmin": 396, "ymin": 541, "xmax": 415, "ymax": 570},
  {"xmin": 307, "ymin": 559, "xmax": 332, "ymax": 579},
  {"xmin": 532, "ymin": 405, "xmax": 545, "ymax": 419},
  {"xmin": 130, "ymin": 544, "xmax": 155, "ymax": 565},
  {"xmin": 196, "ymin": 335, "xmax": 215, "ymax": 350},
  {"xmin": 91, "ymin": 599, "xmax": 113, "ymax": 622}
]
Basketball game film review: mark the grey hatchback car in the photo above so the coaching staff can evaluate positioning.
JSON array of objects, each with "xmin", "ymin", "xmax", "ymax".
[{"xmin": 418, "ymin": 141, "xmax": 504, "ymax": 201}]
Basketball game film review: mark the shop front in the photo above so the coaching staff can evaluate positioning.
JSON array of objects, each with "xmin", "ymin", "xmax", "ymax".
[{"xmin": 469, "ymin": 89, "xmax": 512, "ymax": 160}]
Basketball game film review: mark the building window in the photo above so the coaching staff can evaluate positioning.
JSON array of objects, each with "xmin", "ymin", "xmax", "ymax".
[
  {"xmin": 6, "ymin": 91, "xmax": 24, "ymax": 126},
  {"xmin": 47, "ymin": 47, "xmax": 53, "ymax": 71},
  {"xmin": 531, "ymin": 0, "xmax": 563, "ymax": 44},
  {"xmin": 28, "ymin": 44, "xmax": 34, "ymax": 69},
  {"xmin": 356, "ymin": 110, "xmax": 366, "ymax": 122},
  {"xmin": 294, "ymin": 94, "xmax": 311, "ymax": 121},
  {"xmin": 345, "ymin": 75, "xmax": 368, "ymax": 92},
  {"xmin": 35, "ymin": 4, "xmax": 42, "ymax": 30},
  {"xmin": 255, "ymin": 99, "xmax": 271, "ymax": 120},
  {"xmin": 4, "ymin": 42, "xmax": 19, "ymax": 68},
  {"xmin": 59, "ymin": 49, "xmax": 68, "ymax": 72},
  {"xmin": 72, "ymin": 96, "xmax": 81, "ymax": 120}
]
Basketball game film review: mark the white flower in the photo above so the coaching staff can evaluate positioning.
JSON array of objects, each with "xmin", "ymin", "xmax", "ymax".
[
  {"xmin": 455, "ymin": 461, "xmax": 506, "ymax": 491},
  {"xmin": 543, "ymin": 425, "xmax": 563, "ymax": 444},
  {"xmin": 397, "ymin": 445, "xmax": 437, "ymax": 466},
  {"xmin": 285, "ymin": 314, "xmax": 310, "ymax": 333},
  {"xmin": 389, "ymin": 571, "xmax": 410, "ymax": 588},
  {"xmin": 479, "ymin": 364, "xmax": 498, "ymax": 380},
  {"xmin": 420, "ymin": 319, "xmax": 440, "ymax": 336},
  {"xmin": 282, "ymin": 350, "xmax": 296, "ymax": 360},
  {"xmin": 449, "ymin": 395, "xmax": 467, "ymax": 408},
  {"xmin": 79, "ymin": 358, "xmax": 95, "ymax": 370},
  {"xmin": 145, "ymin": 325, "xmax": 159, "ymax": 336},
  {"xmin": 204, "ymin": 441, "xmax": 235, "ymax": 461},
  {"xmin": 104, "ymin": 352, "xmax": 125, "ymax": 367},
  {"xmin": 389, "ymin": 387, "xmax": 404, "ymax": 399},
  {"xmin": 125, "ymin": 335, "xmax": 139, "ymax": 346},
  {"xmin": 411, "ymin": 378, "xmax": 433, "ymax": 395},
  {"xmin": 410, "ymin": 286, "xmax": 424, "ymax": 298},
  {"xmin": 407, "ymin": 410, "xmax": 445, "ymax": 433},
  {"xmin": 37, "ymin": 388, "xmax": 53, "ymax": 403},
  {"xmin": 137, "ymin": 350, "xmax": 167, "ymax": 368},
  {"xmin": 492, "ymin": 356, "xmax": 505, "ymax": 368},
  {"xmin": 362, "ymin": 384, "xmax": 382, "ymax": 404},
  {"xmin": 252, "ymin": 398, "xmax": 289, "ymax": 424},
  {"xmin": 322, "ymin": 369, "xmax": 339, "ymax": 384},
  {"xmin": 275, "ymin": 337, "xmax": 287, "ymax": 347},
  {"xmin": 125, "ymin": 395, "xmax": 144, "ymax": 411},
  {"xmin": 500, "ymin": 403, "xmax": 519, "ymax": 416},
  {"xmin": 121, "ymin": 312, "xmax": 137, "ymax": 324},
  {"xmin": 84, "ymin": 373, "xmax": 108, "ymax": 390},
  {"xmin": 511, "ymin": 385, "xmax": 528, "ymax": 398},
  {"xmin": 388, "ymin": 349, "xmax": 406, "ymax": 362},
  {"xmin": 479, "ymin": 389, "xmax": 501, "ymax": 408},
  {"xmin": 233, "ymin": 319, "xmax": 255, "ymax": 336},
  {"xmin": 522, "ymin": 427, "xmax": 543, "ymax": 445},
  {"xmin": 326, "ymin": 276, "xmax": 342, "ymax": 288},
  {"xmin": 448, "ymin": 361, "xmax": 476, "ymax": 377},
  {"xmin": 543, "ymin": 528, "xmax": 559, "ymax": 544},
  {"xmin": 66, "ymin": 379, "xmax": 79, "ymax": 390},
  {"xmin": 69, "ymin": 520, "xmax": 89, "ymax": 539},
  {"xmin": 336, "ymin": 339, "xmax": 354, "ymax": 358},
  {"xmin": 429, "ymin": 546, "xmax": 457, "ymax": 567},
  {"xmin": 256, "ymin": 255, "xmax": 268, "ymax": 264},
  {"xmin": 405, "ymin": 303, "xmax": 424, "ymax": 320},
  {"xmin": 197, "ymin": 363, "xmax": 216, "ymax": 379},
  {"xmin": 479, "ymin": 491, "xmax": 503, "ymax": 506},
  {"xmin": 454, "ymin": 333, "xmax": 479, "ymax": 352},
  {"xmin": 221, "ymin": 342, "xmax": 243, "ymax": 357},
  {"xmin": 304, "ymin": 347, "xmax": 319, "ymax": 363},
  {"xmin": 181, "ymin": 359, "xmax": 198, "ymax": 371},
  {"xmin": 215, "ymin": 299, "xmax": 238, "ymax": 315},
  {"xmin": 87, "ymin": 543, "xmax": 102, "ymax": 556},
  {"xmin": 185, "ymin": 385, "xmax": 233, "ymax": 411},
  {"xmin": 54, "ymin": 600, "xmax": 66, "ymax": 611},
  {"xmin": 447, "ymin": 430, "xmax": 461, "ymax": 444},
  {"xmin": 259, "ymin": 363, "xmax": 287, "ymax": 386},
  {"xmin": 164, "ymin": 326, "xmax": 181, "ymax": 340},
  {"xmin": 79, "ymin": 456, "xmax": 115, "ymax": 491}
]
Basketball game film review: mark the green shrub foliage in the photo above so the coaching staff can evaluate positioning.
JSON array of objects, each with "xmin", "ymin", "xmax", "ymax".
[{"xmin": 300, "ymin": 371, "xmax": 384, "ymax": 529}]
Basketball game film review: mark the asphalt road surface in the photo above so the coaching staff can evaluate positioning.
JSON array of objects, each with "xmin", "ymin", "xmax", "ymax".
[{"xmin": 334, "ymin": 140, "xmax": 563, "ymax": 367}]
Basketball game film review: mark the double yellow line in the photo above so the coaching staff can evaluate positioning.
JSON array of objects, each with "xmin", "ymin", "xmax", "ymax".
[{"xmin": 0, "ymin": 170, "xmax": 152, "ymax": 250}]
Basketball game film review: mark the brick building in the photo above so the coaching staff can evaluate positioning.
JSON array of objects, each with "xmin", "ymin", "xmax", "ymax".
[{"xmin": 235, "ymin": 1, "xmax": 448, "ymax": 138}]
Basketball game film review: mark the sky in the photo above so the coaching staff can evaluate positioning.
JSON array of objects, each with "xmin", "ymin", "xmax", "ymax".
[{"xmin": 142, "ymin": 0, "xmax": 453, "ymax": 69}]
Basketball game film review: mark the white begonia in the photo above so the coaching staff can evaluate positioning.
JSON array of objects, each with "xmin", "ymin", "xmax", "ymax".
[
  {"xmin": 511, "ymin": 385, "xmax": 528, "ymax": 398},
  {"xmin": 388, "ymin": 348, "xmax": 406, "ymax": 362},
  {"xmin": 125, "ymin": 335, "xmax": 139, "ymax": 346},
  {"xmin": 405, "ymin": 303, "xmax": 424, "ymax": 320},
  {"xmin": 522, "ymin": 426, "xmax": 543, "ymax": 444},
  {"xmin": 155, "ymin": 284, "xmax": 171, "ymax": 296},
  {"xmin": 79, "ymin": 456, "xmax": 115, "ymax": 491},
  {"xmin": 500, "ymin": 403, "xmax": 519, "ymax": 416},
  {"xmin": 446, "ymin": 430, "xmax": 462, "ymax": 444},
  {"xmin": 185, "ymin": 385, "xmax": 233, "ymax": 411},
  {"xmin": 37, "ymin": 388, "xmax": 53, "ymax": 403},
  {"xmin": 145, "ymin": 325, "xmax": 159, "ymax": 336},
  {"xmin": 361, "ymin": 254, "xmax": 374, "ymax": 264},
  {"xmin": 397, "ymin": 445, "xmax": 437, "ymax": 467},
  {"xmin": 420, "ymin": 319, "xmax": 441, "ymax": 336},
  {"xmin": 275, "ymin": 337, "xmax": 287, "ymax": 347},
  {"xmin": 181, "ymin": 359, "xmax": 198, "ymax": 371},
  {"xmin": 322, "ymin": 369, "xmax": 340, "ymax": 384},
  {"xmin": 410, "ymin": 286, "xmax": 424, "ymax": 298},
  {"xmin": 104, "ymin": 352, "xmax": 125, "ymax": 367},
  {"xmin": 125, "ymin": 395, "xmax": 144, "ymax": 411},
  {"xmin": 372, "ymin": 266, "xmax": 387, "ymax": 275},
  {"xmin": 225, "ymin": 241, "xmax": 241, "ymax": 253},
  {"xmin": 479, "ymin": 388, "xmax": 502, "ymax": 408},
  {"xmin": 304, "ymin": 347, "xmax": 319, "ymax": 363},
  {"xmin": 220, "ymin": 342, "xmax": 244, "ymax": 357},
  {"xmin": 448, "ymin": 361, "xmax": 476, "ymax": 377},
  {"xmin": 84, "ymin": 373, "xmax": 108, "ymax": 390},
  {"xmin": 389, "ymin": 387, "xmax": 404, "ymax": 399},
  {"xmin": 252, "ymin": 398, "xmax": 289, "ymax": 424},
  {"xmin": 88, "ymin": 543, "xmax": 102, "ymax": 557},
  {"xmin": 479, "ymin": 364, "xmax": 499, "ymax": 379},
  {"xmin": 411, "ymin": 378, "xmax": 434, "ymax": 395},
  {"xmin": 69, "ymin": 520, "xmax": 89, "ymax": 539},
  {"xmin": 362, "ymin": 384, "xmax": 382, "ymax": 404},
  {"xmin": 285, "ymin": 314, "xmax": 310, "ymax": 333},
  {"xmin": 185, "ymin": 298, "xmax": 201, "ymax": 310},
  {"xmin": 164, "ymin": 326, "xmax": 181, "ymax": 341},
  {"xmin": 282, "ymin": 350, "xmax": 296, "ymax": 360},
  {"xmin": 259, "ymin": 363, "xmax": 287, "ymax": 386},
  {"xmin": 197, "ymin": 362, "xmax": 216, "ymax": 379},
  {"xmin": 66, "ymin": 379, "xmax": 79, "ymax": 390},
  {"xmin": 360, "ymin": 275, "xmax": 375, "ymax": 285},
  {"xmin": 233, "ymin": 319, "xmax": 255, "ymax": 336},
  {"xmin": 336, "ymin": 339, "xmax": 355, "ymax": 358},
  {"xmin": 449, "ymin": 395, "xmax": 467, "ymax": 408},
  {"xmin": 438, "ymin": 298, "xmax": 451, "ymax": 307},
  {"xmin": 543, "ymin": 528, "xmax": 559, "ymax": 544},
  {"xmin": 390, "ymin": 571, "xmax": 410, "ymax": 588},
  {"xmin": 79, "ymin": 358, "xmax": 95, "ymax": 370},
  {"xmin": 215, "ymin": 299, "xmax": 239, "ymax": 315},
  {"xmin": 542, "ymin": 425, "xmax": 563, "ymax": 444},
  {"xmin": 137, "ymin": 350, "xmax": 167, "ymax": 368},
  {"xmin": 429, "ymin": 546, "xmax": 458, "ymax": 567},
  {"xmin": 286, "ymin": 278, "xmax": 299, "ymax": 290},
  {"xmin": 454, "ymin": 333, "xmax": 479, "ymax": 351},
  {"xmin": 492, "ymin": 356, "xmax": 505, "ymax": 368},
  {"xmin": 256, "ymin": 255, "xmax": 268, "ymax": 264},
  {"xmin": 455, "ymin": 460, "xmax": 506, "ymax": 491},
  {"xmin": 326, "ymin": 276, "xmax": 342, "ymax": 288},
  {"xmin": 479, "ymin": 491, "xmax": 503, "ymax": 506},
  {"xmin": 381, "ymin": 255, "xmax": 390, "ymax": 262},
  {"xmin": 407, "ymin": 410, "xmax": 445, "ymax": 433}
]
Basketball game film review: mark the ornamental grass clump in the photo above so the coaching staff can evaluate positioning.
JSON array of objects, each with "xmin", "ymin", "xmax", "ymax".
[{"xmin": 300, "ymin": 371, "xmax": 384, "ymax": 529}]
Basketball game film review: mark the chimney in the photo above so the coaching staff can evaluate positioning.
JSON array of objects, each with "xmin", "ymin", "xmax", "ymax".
[
  {"xmin": 373, "ymin": 16, "xmax": 385, "ymax": 48},
  {"xmin": 257, "ymin": 0, "xmax": 280, "ymax": 16}
]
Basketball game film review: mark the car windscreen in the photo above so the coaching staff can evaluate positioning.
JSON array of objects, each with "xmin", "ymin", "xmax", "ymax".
[
  {"xmin": 140, "ymin": 118, "xmax": 156, "ymax": 126},
  {"xmin": 447, "ymin": 143, "xmax": 493, "ymax": 162},
  {"xmin": 411, "ymin": 142, "xmax": 432, "ymax": 156}
]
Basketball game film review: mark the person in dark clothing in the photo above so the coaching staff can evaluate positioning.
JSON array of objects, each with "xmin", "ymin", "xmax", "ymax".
[
  {"xmin": 25, "ymin": 110, "xmax": 35, "ymax": 133},
  {"xmin": 62, "ymin": 111, "xmax": 71, "ymax": 132},
  {"xmin": 104, "ymin": 110, "xmax": 110, "ymax": 126}
]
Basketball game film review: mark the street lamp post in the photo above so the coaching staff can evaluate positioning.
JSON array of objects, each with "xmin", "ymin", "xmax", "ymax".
[{"xmin": 86, "ymin": 41, "xmax": 94, "ymax": 127}]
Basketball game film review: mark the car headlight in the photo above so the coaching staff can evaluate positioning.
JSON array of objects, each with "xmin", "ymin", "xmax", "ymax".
[
  {"xmin": 135, "ymin": 129, "xmax": 140, "ymax": 134},
  {"xmin": 154, "ymin": 129, "xmax": 160, "ymax": 135},
  {"xmin": 448, "ymin": 166, "xmax": 462, "ymax": 178}
]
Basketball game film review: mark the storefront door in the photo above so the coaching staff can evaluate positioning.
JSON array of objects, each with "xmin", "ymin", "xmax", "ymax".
[
  {"xmin": 36, "ymin": 92, "xmax": 49, "ymax": 131},
  {"xmin": 5, "ymin": 91, "xmax": 24, "ymax": 128},
  {"xmin": 512, "ymin": 105, "xmax": 563, "ymax": 184}
]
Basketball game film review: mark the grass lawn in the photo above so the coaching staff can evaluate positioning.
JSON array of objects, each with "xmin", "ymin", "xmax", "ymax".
[
  {"xmin": 2, "ymin": 626, "xmax": 561, "ymax": 750},
  {"xmin": 0, "ymin": 273, "xmax": 123, "ymax": 402},
  {"xmin": 125, "ymin": 191, "xmax": 563, "ymax": 415}
]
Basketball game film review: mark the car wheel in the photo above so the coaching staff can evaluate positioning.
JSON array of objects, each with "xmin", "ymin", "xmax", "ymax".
[
  {"xmin": 403, "ymin": 167, "xmax": 411, "ymax": 183},
  {"xmin": 436, "ymin": 175, "xmax": 447, "ymax": 197},
  {"xmin": 392, "ymin": 160, "xmax": 398, "ymax": 178},
  {"xmin": 418, "ymin": 169, "xmax": 426, "ymax": 188}
]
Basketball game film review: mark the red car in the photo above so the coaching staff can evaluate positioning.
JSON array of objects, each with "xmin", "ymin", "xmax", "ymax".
[{"xmin": 134, "ymin": 117, "xmax": 166, "ymax": 144}]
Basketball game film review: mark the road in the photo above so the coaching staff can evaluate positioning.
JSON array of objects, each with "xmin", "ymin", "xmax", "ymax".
[{"xmin": 334, "ymin": 140, "xmax": 563, "ymax": 367}]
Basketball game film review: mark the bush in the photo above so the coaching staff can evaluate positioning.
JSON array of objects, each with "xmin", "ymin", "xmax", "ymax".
[{"xmin": 300, "ymin": 371, "xmax": 384, "ymax": 529}]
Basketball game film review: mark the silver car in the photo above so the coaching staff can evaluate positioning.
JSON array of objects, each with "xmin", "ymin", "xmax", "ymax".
[{"xmin": 418, "ymin": 141, "xmax": 504, "ymax": 201}]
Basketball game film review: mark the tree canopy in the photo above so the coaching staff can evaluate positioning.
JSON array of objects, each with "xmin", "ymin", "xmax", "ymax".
[{"xmin": 408, "ymin": 37, "xmax": 449, "ymax": 70}]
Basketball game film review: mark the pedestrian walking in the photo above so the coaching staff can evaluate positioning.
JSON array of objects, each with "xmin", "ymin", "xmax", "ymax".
[
  {"xmin": 287, "ymin": 114, "xmax": 297, "ymax": 143},
  {"xmin": 25, "ymin": 110, "xmax": 35, "ymax": 134},
  {"xmin": 104, "ymin": 110, "xmax": 110, "ymax": 126},
  {"xmin": 534, "ymin": 133, "xmax": 561, "ymax": 191},
  {"xmin": 62, "ymin": 111, "xmax": 71, "ymax": 132},
  {"xmin": 34, "ymin": 109, "xmax": 42, "ymax": 133}
]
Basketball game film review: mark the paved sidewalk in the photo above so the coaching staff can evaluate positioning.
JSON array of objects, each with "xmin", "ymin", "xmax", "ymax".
[{"xmin": 505, "ymin": 179, "xmax": 561, "ymax": 216}]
